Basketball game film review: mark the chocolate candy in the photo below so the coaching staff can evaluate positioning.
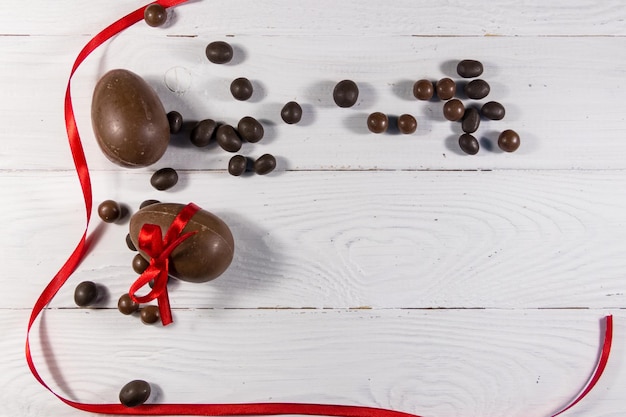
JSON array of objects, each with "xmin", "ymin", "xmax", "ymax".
[
  {"xmin": 436, "ymin": 78, "xmax": 456, "ymax": 100},
  {"xmin": 190, "ymin": 119, "xmax": 217, "ymax": 147},
  {"xmin": 254, "ymin": 154, "xmax": 277, "ymax": 175},
  {"xmin": 205, "ymin": 41, "xmax": 233, "ymax": 64},
  {"xmin": 150, "ymin": 167, "xmax": 178, "ymax": 191},
  {"xmin": 459, "ymin": 133, "xmax": 479, "ymax": 155},
  {"xmin": 237, "ymin": 116, "xmax": 264, "ymax": 143},
  {"xmin": 126, "ymin": 233, "xmax": 137, "ymax": 251},
  {"xmin": 216, "ymin": 125, "xmax": 242, "ymax": 152},
  {"xmin": 92, "ymin": 69, "xmax": 169, "ymax": 167},
  {"xmin": 228, "ymin": 155, "xmax": 251, "ymax": 176},
  {"xmin": 498, "ymin": 129, "xmax": 520, "ymax": 152},
  {"xmin": 397, "ymin": 114, "xmax": 417, "ymax": 134},
  {"xmin": 167, "ymin": 111, "xmax": 183, "ymax": 134},
  {"xmin": 118, "ymin": 293, "xmax": 139, "ymax": 315},
  {"xmin": 119, "ymin": 380, "xmax": 151, "ymax": 407},
  {"xmin": 464, "ymin": 79, "xmax": 490, "ymax": 100},
  {"xmin": 132, "ymin": 253, "xmax": 149, "ymax": 274},
  {"xmin": 139, "ymin": 199, "xmax": 160, "ymax": 209},
  {"xmin": 461, "ymin": 107, "xmax": 480, "ymax": 133},
  {"xmin": 140, "ymin": 305, "xmax": 160, "ymax": 325},
  {"xmin": 481, "ymin": 101, "xmax": 506, "ymax": 120},
  {"xmin": 333, "ymin": 80, "xmax": 359, "ymax": 108},
  {"xmin": 457, "ymin": 60, "xmax": 484, "ymax": 78},
  {"xmin": 281, "ymin": 101, "xmax": 302, "ymax": 124},
  {"xmin": 98, "ymin": 200, "xmax": 121, "ymax": 223},
  {"xmin": 74, "ymin": 281, "xmax": 98, "ymax": 307},
  {"xmin": 413, "ymin": 79, "xmax": 434, "ymax": 101},
  {"xmin": 367, "ymin": 112, "xmax": 388, "ymax": 134},
  {"xmin": 144, "ymin": 4, "xmax": 167, "ymax": 27},
  {"xmin": 230, "ymin": 77, "xmax": 253, "ymax": 101},
  {"xmin": 443, "ymin": 99, "xmax": 465, "ymax": 121},
  {"xmin": 129, "ymin": 203, "xmax": 234, "ymax": 283}
]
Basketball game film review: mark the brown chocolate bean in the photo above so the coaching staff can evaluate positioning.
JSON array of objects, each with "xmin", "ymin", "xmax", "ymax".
[
  {"xmin": 281, "ymin": 101, "xmax": 302, "ymax": 124},
  {"xmin": 167, "ymin": 111, "xmax": 183, "ymax": 134},
  {"xmin": 413, "ymin": 79, "xmax": 434, "ymax": 100},
  {"xmin": 150, "ymin": 167, "xmax": 178, "ymax": 191},
  {"xmin": 216, "ymin": 125, "xmax": 242, "ymax": 152},
  {"xmin": 397, "ymin": 114, "xmax": 417, "ymax": 134},
  {"xmin": 144, "ymin": 4, "xmax": 167, "ymax": 27},
  {"xmin": 436, "ymin": 78, "xmax": 456, "ymax": 100},
  {"xmin": 119, "ymin": 380, "xmax": 151, "ymax": 407},
  {"xmin": 139, "ymin": 199, "xmax": 160, "ymax": 209},
  {"xmin": 74, "ymin": 281, "xmax": 98, "ymax": 307},
  {"xmin": 464, "ymin": 79, "xmax": 490, "ymax": 100},
  {"xmin": 456, "ymin": 59, "xmax": 484, "ymax": 78},
  {"xmin": 126, "ymin": 233, "xmax": 137, "ymax": 251},
  {"xmin": 132, "ymin": 254, "xmax": 149, "ymax": 274},
  {"xmin": 118, "ymin": 293, "xmax": 139, "ymax": 315},
  {"xmin": 481, "ymin": 101, "xmax": 506, "ymax": 120},
  {"xmin": 333, "ymin": 80, "xmax": 359, "ymax": 108},
  {"xmin": 237, "ymin": 116, "xmax": 264, "ymax": 143},
  {"xmin": 92, "ymin": 69, "xmax": 169, "ymax": 167},
  {"xmin": 459, "ymin": 133, "xmax": 479, "ymax": 155},
  {"xmin": 367, "ymin": 112, "xmax": 388, "ymax": 134},
  {"xmin": 130, "ymin": 203, "xmax": 234, "ymax": 283},
  {"xmin": 98, "ymin": 200, "xmax": 121, "ymax": 223},
  {"xmin": 205, "ymin": 41, "xmax": 233, "ymax": 64},
  {"xmin": 190, "ymin": 119, "xmax": 217, "ymax": 147},
  {"xmin": 254, "ymin": 154, "xmax": 277, "ymax": 175},
  {"xmin": 461, "ymin": 107, "xmax": 480, "ymax": 133},
  {"xmin": 228, "ymin": 155, "xmax": 250, "ymax": 176},
  {"xmin": 140, "ymin": 305, "xmax": 160, "ymax": 325},
  {"xmin": 498, "ymin": 129, "xmax": 521, "ymax": 152},
  {"xmin": 230, "ymin": 77, "xmax": 253, "ymax": 101},
  {"xmin": 443, "ymin": 99, "xmax": 465, "ymax": 121}
]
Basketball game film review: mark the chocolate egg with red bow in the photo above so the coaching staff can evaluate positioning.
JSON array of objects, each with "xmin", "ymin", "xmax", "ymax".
[
  {"xmin": 129, "ymin": 203, "xmax": 234, "ymax": 283},
  {"xmin": 91, "ymin": 69, "xmax": 170, "ymax": 167}
]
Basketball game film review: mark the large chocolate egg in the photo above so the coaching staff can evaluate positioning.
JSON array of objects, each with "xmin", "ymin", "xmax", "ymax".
[
  {"xmin": 129, "ymin": 203, "xmax": 234, "ymax": 283},
  {"xmin": 91, "ymin": 69, "xmax": 169, "ymax": 167}
]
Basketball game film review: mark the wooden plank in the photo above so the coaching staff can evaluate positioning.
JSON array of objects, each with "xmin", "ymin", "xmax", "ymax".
[
  {"xmin": 2, "ymin": 0, "xmax": 625, "ymax": 36},
  {"xmin": 5, "ymin": 170, "xmax": 626, "ymax": 309},
  {"xmin": 4, "ymin": 309, "xmax": 623, "ymax": 417}
]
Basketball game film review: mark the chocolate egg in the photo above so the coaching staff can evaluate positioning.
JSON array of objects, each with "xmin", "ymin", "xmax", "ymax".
[
  {"xmin": 91, "ymin": 69, "xmax": 169, "ymax": 168},
  {"xmin": 129, "ymin": 203, "xmax": 234, "ymax": 283}
]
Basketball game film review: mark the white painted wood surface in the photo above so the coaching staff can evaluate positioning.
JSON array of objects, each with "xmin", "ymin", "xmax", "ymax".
[{"xmin": 1, "ymin": 1, "xmax": 625, "ymax": 417}]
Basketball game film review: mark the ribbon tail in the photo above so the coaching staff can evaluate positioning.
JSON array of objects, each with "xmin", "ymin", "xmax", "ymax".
[{"xmin": 158, "ymin": 281, "xmax": 173, "ymax": 326}]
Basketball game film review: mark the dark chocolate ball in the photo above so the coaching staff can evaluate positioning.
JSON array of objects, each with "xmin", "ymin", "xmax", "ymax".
[
  {"xmin": 397, "ymin": 114, "xmax": 417, "ymax": 134},
  {"xmin": 98, "ymin": 200, "xmax": 121, "ymax": 223},
  {"xmin": 237, "ymin": 116, "xmax": 264, "ymax": 143},
  {"xmin": 254, "ymin": 154, "xmax": 277, "ymax": 175},
  {"xmin": 216, "ymin": 125, "xmax": 242, "ymax": 153},
  {"xmin": 228, "ymin": 155, "xmax": 250, "ymax": 176},
  {"xmin": 333, "ymin": 80, "xmax": 359, "ymax": 108},
  {"xmin": 457, "ymin": 60, "xmax": 484, "ymax": 78},
  {"xmin": 118, "ymin": 293, "xmax": 139, "ymax": 315},
  {"xmin": 413, "ymin": 79, "xmax": 434, "ymax": 100},
  {"xmin": 166, "ymin": 111, "xmax": 183, "ymax": 134},
  {"xmin": 230, "ymin": 77, "xmax": 253, "ymax": 101},
  {"xmin": 140, "ymin": 305, "xmax": 160, "ymax": 325},
  {"xmin": 126, "ymin": 233, "xmax": 137, "ymax": 251},
  {"xmin": 498, "ymin": 129, "xmax": 521, "ymax": 152},
  {"xmin": 459, "ymin": 133, "xmax": 480, "ymax": 155},
  {"xmin": 462, "ymin": 107, "xmax": 480, "ymax": 134},
  {"xmin": 205, "ymin": 41, "xmax": 233, "ymax": 64},
  {"xmin": 481, "ymin": 101, "xmax": 506, "ymax": 120},
  {"xmin": 144, "ymin": 4, "xmax": 167, "ymax": 27},
  {"xmin": 367, "ymin": 112, "xmax": 388, "ymax": 134},
  {"xmin": 443, "ymin": 99, "xmax": 465, "ymax": 121},
  {"xmin": 119, "ymin": 379, "xmax": 151, "ymax": 407},
  {"xmin": 132, "ymin": 254, "xmax": 150, "ymax": 274},
  {"xmin": 150, "ymin": 167, "xmax": 178, "ymax": 191},
  {"xmin": 436, "ymin": 78, "xmax": 456, "ymax": 100},
  {"xmin": 190, "ymin": 119, "xmax": 217, "ymax": 147},
  {"xmin": 464, "ymin": 79, "xmax": 490, "ymax": 100},
  {"xmin": 74, "ymin": 281, "xmax": 98, "ymax": 307},
  {"xmin": 281, "ymin": 101, "xmax": 302, "ymax": 124},
  {"xmin": 139, "ymin": 199, "xmax": 160, "ymax": 209}
]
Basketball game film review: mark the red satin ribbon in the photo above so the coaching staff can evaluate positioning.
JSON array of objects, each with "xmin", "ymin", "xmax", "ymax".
[
  {"xmin": 25, "ymin": 0, "xmax": 614, "ymax": 416},
  {"xmin": 129, "ymin": 203, "xmax": 200, "ymax": 325}
]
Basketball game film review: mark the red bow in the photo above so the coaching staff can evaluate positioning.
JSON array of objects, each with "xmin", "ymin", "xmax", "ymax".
[{"xmin": 128, "ymin": 202, "xmax": 200, "ymax": 325}]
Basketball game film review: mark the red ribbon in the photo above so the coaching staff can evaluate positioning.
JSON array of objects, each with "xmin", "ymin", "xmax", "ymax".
[
  {"xmin": 25, "ymin": 0, "xmax": 615, "ymax": 416},
  {"xmin": 129, "ymin": 203, "xmax": 200, "ymax": 325}
]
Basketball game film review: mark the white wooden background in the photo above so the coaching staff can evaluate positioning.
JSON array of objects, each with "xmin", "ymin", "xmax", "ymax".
[{"xmin": 1, "ymin": 1, "xmax": 626, "ymax": 416}]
